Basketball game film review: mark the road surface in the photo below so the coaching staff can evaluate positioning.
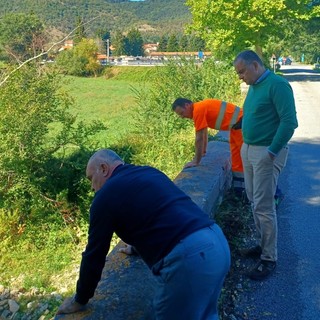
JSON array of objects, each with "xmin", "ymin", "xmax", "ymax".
[{"xmin": 234, "ymin": 64, "xmax": 320, "ymax": 320}]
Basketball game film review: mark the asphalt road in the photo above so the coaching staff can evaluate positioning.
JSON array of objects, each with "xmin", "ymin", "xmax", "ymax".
[{"xmin": 234, "ymin": 64, "xmax": 320, "ymax": 320}]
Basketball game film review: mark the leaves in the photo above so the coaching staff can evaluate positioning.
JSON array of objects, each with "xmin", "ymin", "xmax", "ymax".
[
  {"xmin": 0, "ymin": 65, "xmax": 105, "ymax": 214},
  {"xmin": 129, "ymin": 58, "xmax": 241, "ymax": 177},
  {"xmin": 56, "ymin": 38, "xmax": 103, "ymax": 76},
  {"xmin": 0, "ymin": 13, "xmax": 45, "ymax": 63},
  {"xmin": 185, "ymin": 0, "xmax": 318, "ymax": 60}
]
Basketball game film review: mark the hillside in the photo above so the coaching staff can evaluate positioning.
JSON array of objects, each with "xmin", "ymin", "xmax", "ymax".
[{"xmin": 0, "ymin": 0, "xmax": 191, "ymax": 39}]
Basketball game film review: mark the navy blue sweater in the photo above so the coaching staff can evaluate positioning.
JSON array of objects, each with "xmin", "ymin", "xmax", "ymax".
[{"xmin": 75, "ymin": 164, "xmax": 213, "ymax": 304}]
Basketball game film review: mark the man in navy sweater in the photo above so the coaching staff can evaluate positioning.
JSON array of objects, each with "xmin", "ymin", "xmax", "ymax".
[{"xmin": 57, "ymin": 149, "xmax": 230, "ymax": 320}]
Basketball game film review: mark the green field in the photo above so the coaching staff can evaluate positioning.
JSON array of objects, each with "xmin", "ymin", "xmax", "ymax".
[{"xmin": 64, "ymin": 69, "xmax": 152, "ymax": 146}]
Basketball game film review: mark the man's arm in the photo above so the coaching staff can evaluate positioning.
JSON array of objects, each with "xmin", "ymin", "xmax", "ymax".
[
  {"xmin": 184, "ymin": 128, "xmax": 207, "ymax": 168},
  {"xmin": 269, "ymin": 81, "xmax": 298, "ymax": 155},
  {"xmin": 57, "ymin": 242, "xmax": 138, "ymax": 315},
  {"xmin": 203, "ymin": 128, "xmax": 208, "ymax": 156},
  {"xmin": 56, "ymin": 198, "xmax": 114, "ymax": 314}
]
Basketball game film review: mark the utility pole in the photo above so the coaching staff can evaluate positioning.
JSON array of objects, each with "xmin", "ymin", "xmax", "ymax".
[{"xmin": 106, "ymin": 39, "xmax": 110, "ymax": 64}]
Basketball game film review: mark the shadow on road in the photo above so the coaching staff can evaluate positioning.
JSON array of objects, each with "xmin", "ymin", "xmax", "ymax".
[
  {"xmin": 287, "ymin": 137, "xmax": 320, "ymax": 206},
  {"xmin": 281, "ymin": 67, "xmax": 320, "ymax": 82}
]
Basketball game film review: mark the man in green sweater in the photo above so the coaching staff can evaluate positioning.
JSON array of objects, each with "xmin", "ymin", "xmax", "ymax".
[{"xmin": 233, "ymin": 50, "xmax": 298, "ymax": 280}]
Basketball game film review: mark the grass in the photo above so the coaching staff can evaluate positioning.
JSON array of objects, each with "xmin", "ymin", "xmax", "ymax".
[
  {"xmin": 63, "ymin": 67, "xmax": 163, "ymax": 147},
  {"xmin": 0, "ymin": 64, "xmax": 242, "ymax": 319},
  {"xmin": 64, "ymin": 75, "xmax": 141, "ymax": 145},
  {"xmin": 0, "ymin": 68, "xmax": 153, "ymax": 319}
]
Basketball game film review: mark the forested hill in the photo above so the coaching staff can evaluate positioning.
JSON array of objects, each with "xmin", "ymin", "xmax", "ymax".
[{"xmin": 0, "ymin": 0, "xmax": 191, "ymax": 39}]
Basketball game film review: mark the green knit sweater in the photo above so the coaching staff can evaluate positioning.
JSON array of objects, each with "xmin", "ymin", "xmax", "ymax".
[{"xmin": 242, "ymin": 71, "xmax": 298, "ymax": 154}]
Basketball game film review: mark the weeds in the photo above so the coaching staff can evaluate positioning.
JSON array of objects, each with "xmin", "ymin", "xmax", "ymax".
[
  {"xmin": 0, "ymin": 63, "xmax": 243, "ymax": 318},
  {"xmin": 215, "ymin": 190, "xmax": 255, "ymax": 319}
]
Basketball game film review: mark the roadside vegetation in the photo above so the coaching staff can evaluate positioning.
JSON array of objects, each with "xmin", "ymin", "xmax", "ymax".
[
  {"xmin": 0, "ymin": 62, "xmax": 241, "ymax": 318},
  {"xmin": 0, "ymin": 1, "xmax": 318, "ymax": 318}
]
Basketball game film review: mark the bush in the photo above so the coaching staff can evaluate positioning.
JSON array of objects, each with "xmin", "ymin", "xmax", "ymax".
[
  {"xmin": 56, "ymin": 39, "xmax": 103, "ymax": 77},
  {"xmin": 129, "ymin": 58, "xmax": 241, "ymax": 178},
  {"xmin": 0, "ymin": 65, "xmax": 106, "ymax": 221}
]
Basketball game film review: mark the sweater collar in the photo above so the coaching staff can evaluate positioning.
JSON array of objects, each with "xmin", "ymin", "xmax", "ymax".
[{"xmin": 254, "ymin": 69, "xmax": 270, "ymax": 84}]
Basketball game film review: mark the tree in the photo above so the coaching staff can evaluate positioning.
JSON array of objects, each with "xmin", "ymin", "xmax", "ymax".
[
  {"xmin": 100, "ymin": 30, "xmax": 111, "ymax": 56},
  {"xmin": 287, "ymin": 17, "xmax": 320, "ymax": 63},
  {"xmin": 0, "ymin": 65, "xmax": 105, "ymax": 215},
  {"xmin": 0, "ymin": 13, "xmax": 46, "ymax": 63},
  {"xmin": 112, "ymin": 30, "xmax": 127, "ymax": 56},
  {"xmin": 74, "ymin": 16, "xmax": 86, "ymax": 45},
  {"xmin": 167, "ymin": 34, "xmax": 179, "ymax": 52},
  {"xmin": 158, "ymin": 35, "xmax": 168, "ymax": 52},
  {"xmin": 56, "ymin": 38, "xmax": 102, "ymax": 77},
  {"xmin": 179, "ymin": 35, "xmax": 189, "ymax": 52},
  {"xmin": 189, "ymin": 35, "xmax": 206, "ymax": 52},
  {"xmin": 185, "ymin": 0, "xmax": 319, "ymax": 60},
  {"xmin": 125, "ymin": 28, "xmax": 144, "ymax": 56}
]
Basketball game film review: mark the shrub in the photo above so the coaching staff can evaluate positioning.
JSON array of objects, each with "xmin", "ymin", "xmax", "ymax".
[
  {"xmin": 0, "ymin": 65, "xmax": 106, "ymax": 221},
  {"xmin": 129, "ymin": 58, "xmax": 241, "ymax": 178}
]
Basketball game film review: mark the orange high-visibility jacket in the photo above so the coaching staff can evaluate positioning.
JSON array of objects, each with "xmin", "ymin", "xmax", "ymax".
[{"xmin": 193, "ymin": 99, "xmax": 243, "ymax": 176}]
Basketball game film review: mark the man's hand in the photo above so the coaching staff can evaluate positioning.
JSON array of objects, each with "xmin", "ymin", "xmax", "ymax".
[
  {"xmin": 119, "ymin": 243, "xmax": 138, "ymax": 255},
  {"xmin": 184, "ymin": 161, "xmax": 199, "ymax": 169},
  {"xmin": 267, "ymin": 150, "xmax": 276, "ymax": 160},
  {"xmin": 56, "ymin": 297, "xmax": 86, "ymax": 315}
]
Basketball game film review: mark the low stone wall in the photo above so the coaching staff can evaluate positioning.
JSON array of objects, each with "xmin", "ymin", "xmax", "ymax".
[{"xmin": 55, "ymin": 140, "xmax": 232, "ymax": 320}]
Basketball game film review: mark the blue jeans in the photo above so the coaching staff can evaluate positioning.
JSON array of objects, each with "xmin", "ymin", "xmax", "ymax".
[{"xmin": 151, "ymin": 224, "xmax": 231, "ymax": 320}]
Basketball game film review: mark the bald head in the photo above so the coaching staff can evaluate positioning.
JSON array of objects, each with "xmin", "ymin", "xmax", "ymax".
[
  {"xmin": 88, "ymin": 149, "xmax": 123, "ymax": 167},
  {"xmin": 86, "ymin": 149, "xmax": 124, "ymax": 192}
]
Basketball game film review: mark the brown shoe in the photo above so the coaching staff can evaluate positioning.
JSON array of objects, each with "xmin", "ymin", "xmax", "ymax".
[
  {"xmin": 248, "ymin": 260, "xmax": 276, "ymax": 281},
  {"xmin": 239, "ymin": 245, "xmax": 262, "ymax": 258}
]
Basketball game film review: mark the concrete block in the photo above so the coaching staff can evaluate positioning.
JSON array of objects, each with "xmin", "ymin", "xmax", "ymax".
[{"xmin": 175, "ymin": 141, "xmax": 232, "ymax": 217}]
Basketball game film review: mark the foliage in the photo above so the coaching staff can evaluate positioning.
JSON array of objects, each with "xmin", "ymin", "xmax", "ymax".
[
  {"xmin": 0, "ymin": 13, "xmax": 46, "ymax": 63},
  {"xmin": 56, "ymin": 38, "xmax": 103, "ymax": 76},
  {"xmin": 167, "ymin": 34, "xmax": 179, "ymax": 52},
  {"xmin": 129, "ymin": 58, "xmax": 241, "ymax": 177},
  {"xmin": 125, "ymin": 28, "xmax": 144, "ymax": 56},
  {"xmin": 111, "ymin": 30, "xmax": 127, "ymax": 56},
  {"xmin": 0, "ymin": 0, "xmax": 191, "ymax": 38},
  {"xmin": 0, "ymin": 65, "xmax": 105, "ymax": 218},
  {"xmin": 285, "ymin": 17, "xmax": 320, "ymax": 63},
  {"xmin": 185, "ymin": 0, "xmax": 319, "ymax": 61}
]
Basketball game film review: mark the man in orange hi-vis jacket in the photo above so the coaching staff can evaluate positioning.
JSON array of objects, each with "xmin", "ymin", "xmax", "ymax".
[{"xmin": 172, "ymin": 97, "xmax": 244, "ymax": 187}]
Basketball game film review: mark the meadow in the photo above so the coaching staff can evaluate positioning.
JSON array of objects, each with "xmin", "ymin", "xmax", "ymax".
[{"xmin": 65, "ymin": 67, "xmax": 154, "ymax": 147}]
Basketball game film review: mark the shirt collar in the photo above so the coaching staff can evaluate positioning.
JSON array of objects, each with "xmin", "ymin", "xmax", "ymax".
[{"xmin": 254, "ymin": 69, "xmax": 270, "ymax": 84}]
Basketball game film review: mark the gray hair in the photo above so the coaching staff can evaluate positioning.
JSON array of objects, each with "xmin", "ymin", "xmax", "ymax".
[
  {"xmin": 88, "ymin": 149, "xmax": 123, "ymax": 167},
  {"xmin": 234, "ymin": 50, "xmax": 264, "ymax": 66}
]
